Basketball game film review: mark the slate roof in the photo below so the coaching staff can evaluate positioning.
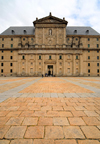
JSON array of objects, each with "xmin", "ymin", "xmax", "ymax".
[{"xmin": 0, "ymin": 26, "xmax": 100, "ymax": 36}]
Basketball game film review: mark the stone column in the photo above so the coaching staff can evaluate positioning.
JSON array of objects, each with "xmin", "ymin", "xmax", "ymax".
[
  {"xmin": 56, "ymin": 54, "xmax": 58, "ymax": 76},
  {"xmin": 72, "ymin": 54, "xmax": 76, "ymax": 76},
  {"xmin": 26, "ymin": 55, "xmax": 28, "ymax": 76},
  {"xmin": 35, "ymin": 54, "xmax": 37, "ymax": 76},
  {"xmin": 18, "ymin": 55, "xmax": 21, "ymax": 76},
  {"xmin": 80, "ymin": 54, "xmax": 83, "ymax": 76},
  {"xmin": 63, "ymin": 54, "xmax": 66, "ymax": 76},
  {"xmin": 42, "ymin": 55, "xmax": 45, "ymax": 75}
]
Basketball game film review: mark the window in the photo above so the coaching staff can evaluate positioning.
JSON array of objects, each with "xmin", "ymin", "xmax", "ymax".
[
  {"xmin": 39, "ymin": 55, "xmax": 41, "ymax": 60},
  {"xmin": 2, "ymin": 44, "xmax": 4, "ymax": 48},
  {"xmin": 86, "ymin": 30, "xmax": 89, "ymax": 34},
  {"xmin": 97, "ymin": 69, "xmax": 99, "ymax": 73},
  {"xmin": 22, "ymin": 56, "xmax": 25, "ymax": 59},
  {"xmin": 76, "ymin": 56, "xmax": 78, "ymax": 59},
  {"xmin": 97, "ymin": 63, "xmax": 99, "ymax": 66},
  {"xmin": 10, "ymin": 69, "xmax": 13, "ymax": 73},
  {"xmin": 11, "ymin": 44, "xmax": 13, "ymax": 48},
  {"xmin": 49, "ymin": 55, "xmax": 51, "ymax": 59},
  {"xmin": 88, "ymin": 69, "xmax": 90, "ymax": 73},
  {"xmin": 76, "ymin": 38, "xmax": 78, "ymax": 41},
  {"xmin": 31, "ymin": 38, "xmax": 33, "ymax": 40},
  {"xmin": 88, "ymin": 44, "xmax": 90, "ymax": 48},
  {"xmin": 67, "ymin": 38, "xmax": 69, "ymax": 41},
  {"xmin": 97, "ymin": 38, "xmax": 99, "ymax": 41},
  {"xmin": 1, "ymin": 56, "xmax": 4, "ymax": 59},
  {"xmin": 10, "ymin": 56, "xmax": 13, "ymax": 59},
  {"xmin": 10, "ymin": 63, "xmax": 13, "ymax": 66},
  {"xmin": 88, "ymin": 56, "xmax": 90, "ymax": 59},
  {"xmin": 1, "ymin": 63, "xmax": 3, "ymax": 66},
  {"xmin": 88, "ymin": 50, "xmax": 90, "ymax": 53},
  {"xmin": 97, "ymin": 56, "xmax": 99, "ymax": 60},
  {"xmin": 97, "ymin": 51, "xmax": 99, "ymax": 53},
  {"xmin": 49, "ymin": 29, "xmax": 52, "ymax": 35},
  {"xmin": 59, "ymin": 55, "xmax": 62, "ymax": 59},
  {"xmin": 97, "ymin": 44, "xmax": 99, "ymax": 48},
  {"xmin": 2, "ymin": 38, "xmax": 4, "ymax": 41},
  {"xmin": 88, "ymin": 38, "xmax": 90, "ymax": 41},
  {"xmin": 31, "ymin": 62, "xmax": 33, "ymax": 65},
  {"xmin": 88, "ymin": 63, "xmax": 90, "ymax": 66},
  {"xmin": 2, "ymin": 51, "xmax": 3, "ymax": 53},
  {"xmin": 11, "ymin": 38, "xmax": 13, "ymax": 41},
  {"xmin": 11, "ymin": 30, "xmax": 15, "ymax": 34},
  {"xmin": 23, "ymin": 38, "xmax": 25, "ymax": 41},
  {"xmin": 23, "ymin": 30, "xmax": 27, "ymax": 34},
  {"xmin": 1, "ymin": 69, "xmax": 3, "ymax": 73},
  {"xmin": 11, "ymin": 50, "xmax": 13, "ymax": 53},
  {"xmin": 74, "ymin": 30, "xmax": 77, "ymax": 33},
  {"xmin": 39, "ymin": 62, "xmax": 41, "ymax": 65}
]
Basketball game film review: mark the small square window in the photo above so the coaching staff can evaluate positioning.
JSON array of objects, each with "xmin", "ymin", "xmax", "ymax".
[
  {"xmin": 11, "ymin": 44, "xmax": 13, "ymax": 48},
  {"xmin": 2, "ymin": 38, "xmax": 4, "ymax": 41},
  {"xmin": 11, "ymin": 38, "xmax": 13, "ymax": 41},
  {"xmin": 88, "ymin": 44, "xmax": 90, "ymax": 48},
  {"xmin": 97, "ymin": 44, "xmax": 99, "ymax": 48},
  {"xmin": 1, "ymin": 69, "xmax": 3, "ymax": 73},
  {"xmin": 2, "ymin": 44, "xmax": 4, "ymax": 48},
  {"xmin": 39, "ymin": 55, "xmax": 41, "ymax": 60},
  {"xmin": 97, "ymin": 56, "xmax": 99, "ymax": 60},
  {"xmin": 88, "ymin": 56, "xmax": 90, "ymax": 59},
  {"xmin": 88, "ymin": 38, "xmax": 90, "ymax": 41},
  {"xmin": 76, "ymin": 56, "xmax": 78, "ymax": 59},
  {"xmin": 97, "ymin": 63, "xmax": 99, "ymax": 66},
  {"xmin": 88, "ymin": 69, "xmax": 90, "ymax": 73},
  {"xmin": 97, "ymin": 69, "xmax": 99, "ymax": 73},
  {"xmin": 88, "ymin": 63, "xmax": 90, "ymax": 66},
  {"xmin": 1, "ymin": 63, "xmax": 3, "ymax": 66},
  {"xmin": 97, "ymin": 51, "xmax": 99, "ymax": 53}
]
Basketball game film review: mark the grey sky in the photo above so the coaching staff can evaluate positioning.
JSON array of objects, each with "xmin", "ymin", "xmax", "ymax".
[{"xmin": 0, "ymin": 0, "xmax": 100, "ymax": 34}]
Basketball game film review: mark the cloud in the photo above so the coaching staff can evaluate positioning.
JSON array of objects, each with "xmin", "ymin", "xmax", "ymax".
[{"xmin": 0, "ymin": 0, "xmax": 100, "ymax": 34}]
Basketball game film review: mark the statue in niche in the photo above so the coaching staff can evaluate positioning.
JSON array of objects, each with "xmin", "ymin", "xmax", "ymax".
[{"xmin": 49, "ymin": 29, "xmax": 52, "ymax": 35}]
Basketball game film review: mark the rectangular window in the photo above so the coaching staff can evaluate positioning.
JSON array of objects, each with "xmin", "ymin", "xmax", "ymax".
[
  {"xmin": 88, "ymin": 38, "xmax": 90, "ymax": 41},
  {"xmin": 10, "ymin": 63, "xmax": 13, "ymax": 66},
  {"xmin": 88, "ymin": 63, "xmax": 90, "ymax": 66},
  {"xmin": 2, "ymin": 44, "xmax": 4, "ymax": 48},
  {"xmin": 23, "ymin": 38, "xmax": 25, "ymax": 41},
  {"xmin": 10, "ymin": 56, "xmax": 13, "ymax": 59},
  {"xmin": 22, "ymin": 56, "xmax": 25, "ymax": 59},
  {"xmin": 88, "ymin": 51, "xmax": 90, "ymax": 53},
  {"xmin": 31, "ymin": 38, "xmax": 33, "ymax": 40},
  {"xmin": 97, "ymin": 38, "xmax": 99, "ymax": 41},
  {"xmin": 39, "ymin": 55, "xmax": 41, "ymax": 60},
  {"xmin": 10, "ymin": 69, "xmax": 13, "ymax": 73},
  {"xmin": 1, "ymin": 63, "xmax": 3, "ymax": 66},
  {"xmin": 11, "ymin": 44, "xmax": 13, "ymax": 48},
  {"xmin": 2, "ymin": 38, "xmax": 4, "ymax": 41},
  {"xmin": 76, "ymin": 56, "xmax": 78, "ymax": 59},
  {"xmin": 11, "ymin": 50, "xmax": 13, "ymax": 53},
  {"xmin": 88, "ymin": 44, "xmax": 90, "ymax": 48},
  {"xmin": 97, "ymin": 44, "xmax": 99, "ymax": 48},
  {"xmin": 1, "ymin": 56, "xmax": 4, "ymax": 59},
  {"xmin": 97, "ymin": 63, "xmax": 99, "ymax": 66},
  {"xmin": 59, "ymin": 55, "xmax": 62, "ymax": 59},
  {"xmin": 49, "ymin": 55, "xmax": 51, "ymax": 59},
  {"xmin": 2, "ymin": 51, "xmax": 3, "ymax": 53},
  {"xmin": 11, "ymin": 38, "xmax": 13, "ymax": 41},
  {"xmin": 97, "ymin": 69, "xmax": 99, "ymax": 73},
  {"xmin": 88, "ymin": 56, "xmax": 90, "ymax": 59},
  {"xmin": 1, "ymin": 69, "xmax": 3, "ymax": 73},
  {"xmin": 88, "ymin": 69, "xmax": 90, "ymax": 73},
  {"xmin": 97, "ymin": 56, "xmax": 99, "ymax": 60},
  {"xmin": 97, "ymin": 51, "xmax": 99, "ymax": 53}
]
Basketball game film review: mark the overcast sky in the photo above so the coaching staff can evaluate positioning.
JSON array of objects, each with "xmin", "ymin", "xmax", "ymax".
[{"xmin": 0, "ymin": 0, "xmax": 100, "ymax": 34}]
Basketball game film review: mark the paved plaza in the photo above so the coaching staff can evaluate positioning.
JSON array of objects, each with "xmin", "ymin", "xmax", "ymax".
[{"xmin": 0, "ymin": 77, "xmax": 100, "ymax": 144}]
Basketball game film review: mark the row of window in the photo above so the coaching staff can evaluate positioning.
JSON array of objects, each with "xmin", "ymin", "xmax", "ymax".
[
  {"xmin": 1, "ymin": 63, "xmax": 13, "ymax": 66},
  {"xmin": 67, "ymin": 38, "xmax": 99, "ymax": 41},
  {"xmin": 1, "ymin": 38, "xmax": 34, "ymax": 41},
  {"xmin": 88, "ymin": 63, "xmax": 99, "ymax": 66},
  {"xmin": 2, "ymin": 44, "xmax": 13, "ymax": 48},
  {"xmin": 88, "ymin": 44, "xmax": 99, "ymax": 48},
  {"xmin": 88, "ymin": 50, "xmax": 99, "ymax": 53},
  {"xmin": 88, "ymin": 56, "xmax": 99, "ymax": 60},
  {"xmin": 0, "ymin": 50, "xmax": 13, "ymax": 53},
  {"xmin": 1, "ymin": 69, "xmax": 13, "ymax": 73},
  {"xmin": 1, "ymin": 56, "xmax": 13, "ymax": 60},
  {"xmin": 88, "ymin": 69, "xmax": 99, "ymax": 73}
]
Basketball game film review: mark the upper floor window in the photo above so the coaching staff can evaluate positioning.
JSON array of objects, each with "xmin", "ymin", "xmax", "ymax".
[
  {"xmin": 97, "ymin": 44, "xmax": 99, "ymax": 48},
  {"xmin": 10, "ymin": 63, "xmax": 13, "ymax": 66},
  {"xmin": 49, "ymin": 29, "xmax": 52, "ymax": 35},
  {"xmin": 97, "ymin": 63, "xmax": 99, "ymax": 66},
  {"xmin": 2, "ymin": 38, "xmax": 4, "ymax": 41},
  {"xmin": 11, "ymin": 44, "xmax": 13, "ymax": 48},
  {"xmin": 23, "ymin": 38, "xmax": 25, "ymax": 41},
  {"xmin": 49, "ymin": 55, "xmax": 51, "ymax": 60},
  {"xmin": 11, "ymin": 50, "xmax": 13, "ymax": 53},
  {"xmin": 88, "ymin": 50, "xmax": 90, "ymax": 53},
  {"xmin": 1, "ymin": 63, "xmax": 3, "ymax": 66},
  {"xmin": 88, "ymin": 69, "xmax": 90, "ymax": 73},
  {"xmin": 97, "ymin": 51, "xmax": 99, "ymax": 53},
  {"xmin": 88, "ymin": 63, "xmax": 90, "ymax": 66},
  {"xmin": 1, "ymin": 56, "xmax": 4, "ymax": 60},
  {"xmin": 22, "ymin": 56, "xmax": 25, "ymax": 59},
  {"xmin": 97, "ymin": 38, "xmax": 99, "ymax": 41},
  {"xmin": 88, "ymin": 44, "xmax": 90, "ymax": 48},
  {"xmin": 1, "ymin": 69, "xmax": 3, "ymax": 73},
  {"xmin": 39, "ymin": 55, "xmax": 41, "ymax": 60},
  {"xmin": 11, "ymin": 30, "xmax": 15, "ymax": 34},
  {"xmin": 31, "ymin": 38, "xmax": 33, "ymax": 41},
  {"xmin": 88, "ymin": 56, "xmax": 90, "ymax": 59},
  {"xmin": 97, "ymin": 56, "xmax": 99, "ymax": 60},
  {"xmin": 59, "ymin": 55, "xmax": 62, "ymax": 59},
  {"xmin": 97, "ymin": 69, "xmax": 99, "ymax": 73},
  {"xmin": 10, "ymin": 56, "xmax": 13, "ymax": 59},
  {"xmin": 88, "ymin": 38, "xmax": 90, "ymax": 41},
  {"xmin": 2, "ymin": 51, "xmax": 3, "ymax": 53},
  {"xmin": 23, "ymin": 30, "xmax": 27, "ymax": 34},
  {"xmin": 76, "ymin": 55, "xmax": 78, "ymax": 59},
  {"xmin": 11, "ymin": 38, "xmax": 13, "ymax": 41},
  {"xmin": 2, "ymin": 44, "xmax": 4, "ymax": 48}
]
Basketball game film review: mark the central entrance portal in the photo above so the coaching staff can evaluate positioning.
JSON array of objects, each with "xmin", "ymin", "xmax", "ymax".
[{"xmin": 48, "ymin": 65, "xmax": 53, "ymax": 76}]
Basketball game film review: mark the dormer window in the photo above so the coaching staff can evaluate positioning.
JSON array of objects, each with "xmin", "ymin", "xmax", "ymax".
[
  {"xmin": 74, "ymin": 30, "xmax": 77, "ymax": 33},
  {"xmin": 86, "ymin": 30, "xmax": 89, "ymax": 34},
  {"xmin": 24, "ymin": 30, "xmax": 27, "ymax": 34},
  {"xmin": 11, "ymin": 30, "xmax": 15, "ymax": 34}
]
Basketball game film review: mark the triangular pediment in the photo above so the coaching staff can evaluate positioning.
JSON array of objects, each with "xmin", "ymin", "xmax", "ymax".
[{"xmin": 33, "ymin": 13, "xmax": 68, "ymax": 25}]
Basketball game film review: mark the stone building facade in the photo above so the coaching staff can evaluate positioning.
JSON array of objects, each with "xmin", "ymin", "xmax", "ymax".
[{"xmin": 0, "ymin": 13, "xmax": 100, "ymax": 77}]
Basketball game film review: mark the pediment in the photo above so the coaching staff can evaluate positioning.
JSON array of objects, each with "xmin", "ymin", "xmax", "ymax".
[{"xmin": 33, "ymin": 13, "xmax": 68, "ymax": 25}]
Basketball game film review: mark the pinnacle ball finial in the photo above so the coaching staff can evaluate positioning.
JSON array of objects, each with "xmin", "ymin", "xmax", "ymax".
[{"xmin": 49, "ymin": 12, "xmax": 52, "ymax": 16}]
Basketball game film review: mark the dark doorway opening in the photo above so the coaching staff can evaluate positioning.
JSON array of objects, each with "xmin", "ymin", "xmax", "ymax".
[{"xmin": 48, "ymin": 65, "xmax": 53, "ymax": 76}]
